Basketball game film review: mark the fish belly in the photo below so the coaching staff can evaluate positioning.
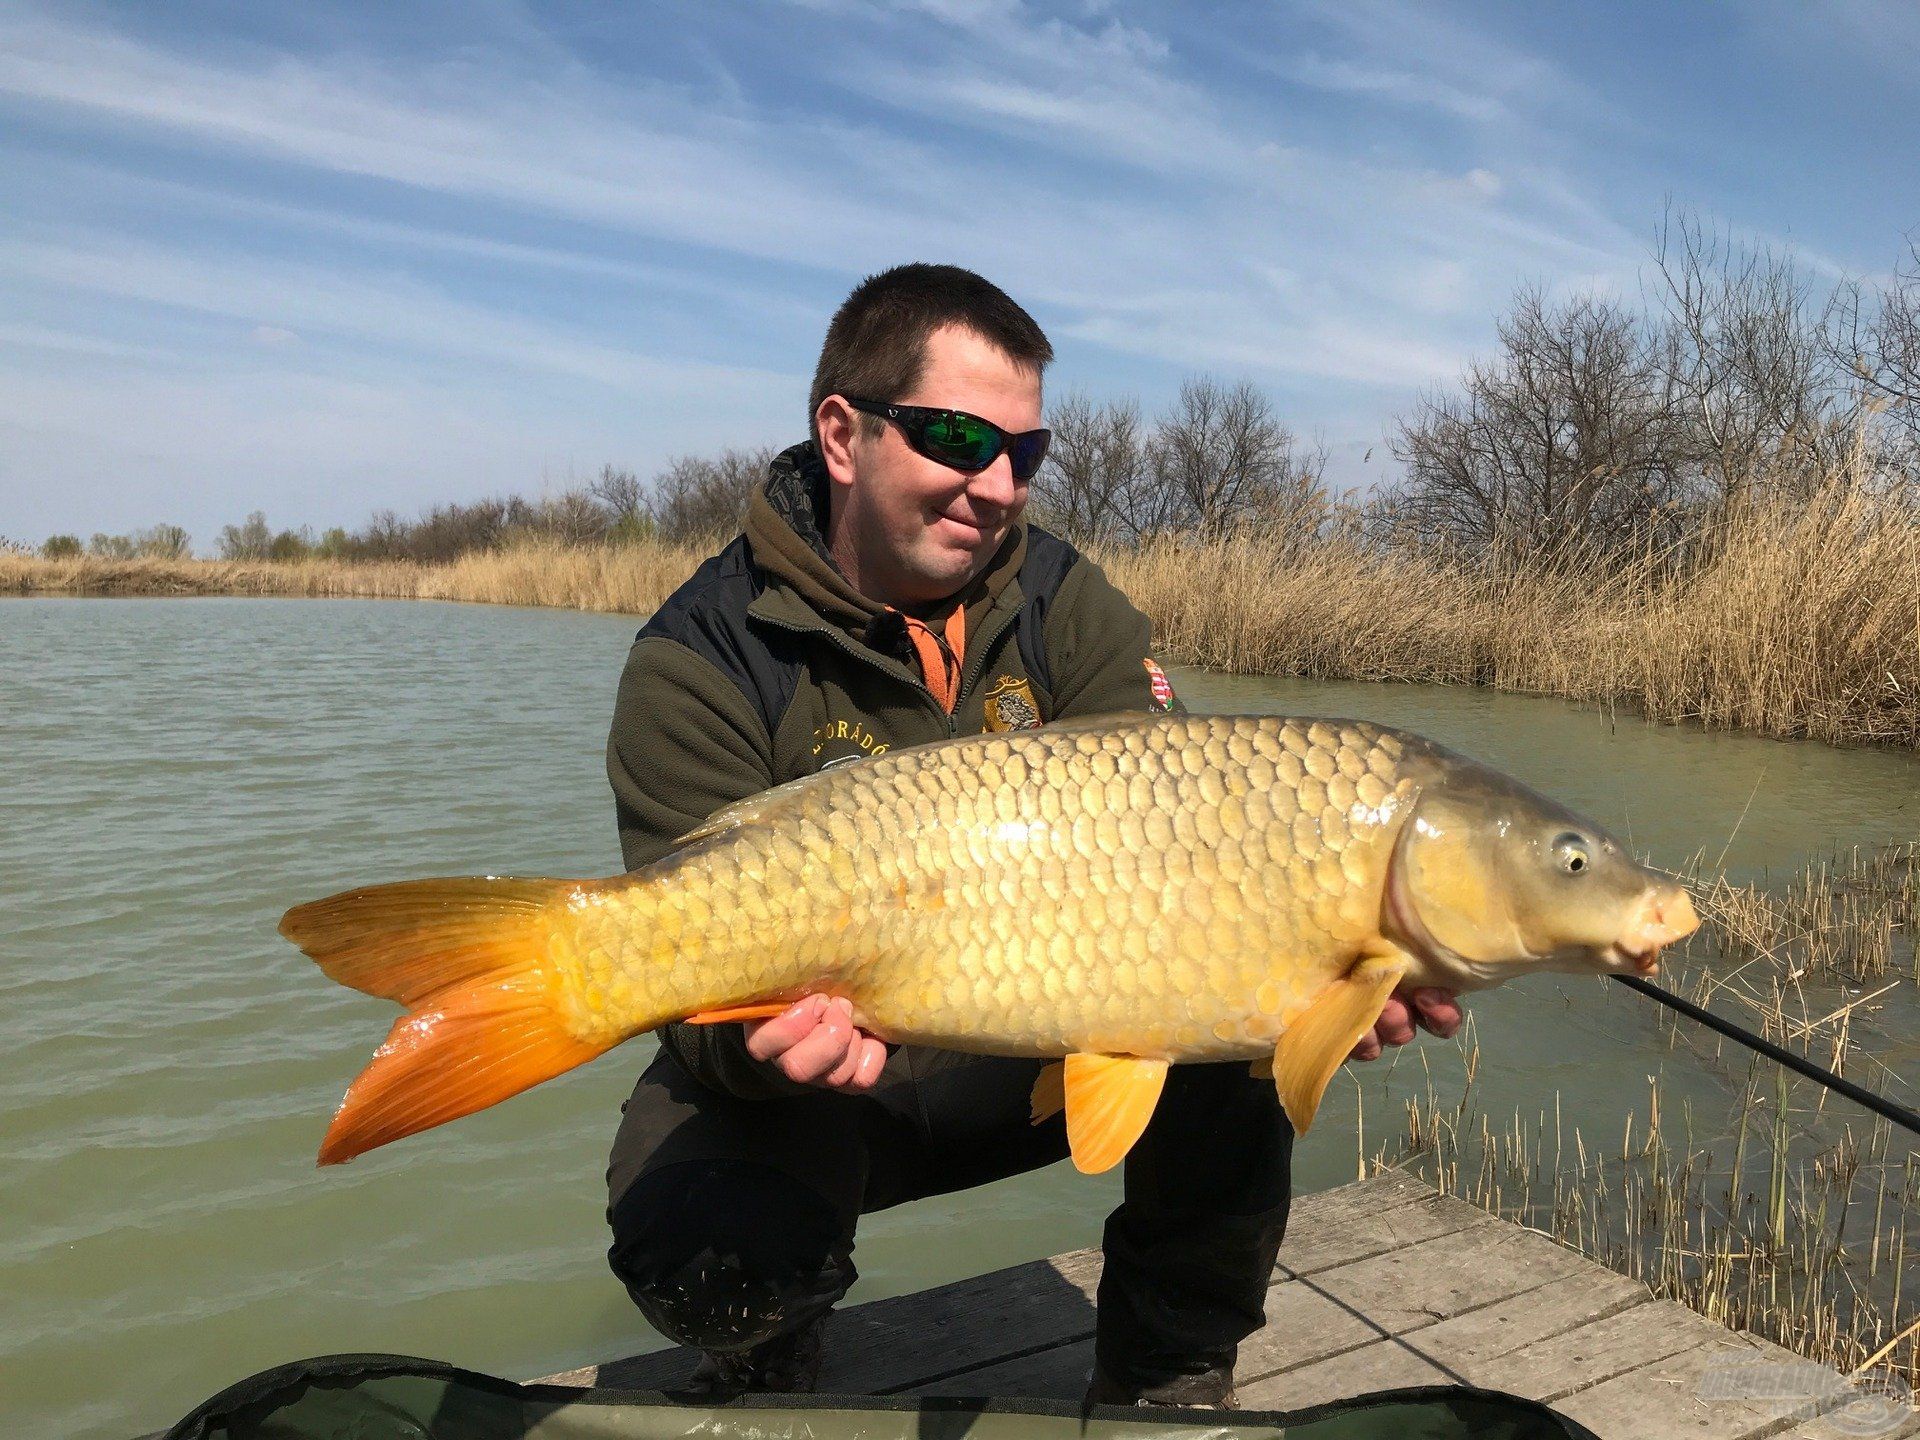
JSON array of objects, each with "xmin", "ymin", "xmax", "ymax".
[{"xmin": 584, "ymin": 715, "xmax": 1415, "ymax": 1059}]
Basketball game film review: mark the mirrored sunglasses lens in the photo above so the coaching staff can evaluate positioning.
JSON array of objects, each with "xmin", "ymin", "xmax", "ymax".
[
  {"xmin": 921, "ymin": 414, "xmax": 999, "ymax": 469},
  {"xmin": 1009, "ymin": 430, "xmax": 1050, "ymax": 481}
]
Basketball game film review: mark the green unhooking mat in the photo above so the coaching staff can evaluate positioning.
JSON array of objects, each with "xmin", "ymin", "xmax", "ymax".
[{"xmin": 153, "ymin": 1354, "xmax": 1603, "ymax": 1440}]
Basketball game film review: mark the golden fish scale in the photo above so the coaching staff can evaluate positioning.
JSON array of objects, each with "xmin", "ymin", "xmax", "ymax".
[{"xmin": 562, "ymin": 715, "xmax": 1419, "ymax": 1060}]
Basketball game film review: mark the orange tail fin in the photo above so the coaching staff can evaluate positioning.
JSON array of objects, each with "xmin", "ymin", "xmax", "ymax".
[{"xmin": 279, "ymin": 877, "xmax": 616, "ymax": 1165}]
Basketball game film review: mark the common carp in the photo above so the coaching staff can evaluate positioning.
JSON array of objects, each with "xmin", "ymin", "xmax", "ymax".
[{"xmin": 282, "ymin": 713, "xmax": 1698, "ymax": 1171}]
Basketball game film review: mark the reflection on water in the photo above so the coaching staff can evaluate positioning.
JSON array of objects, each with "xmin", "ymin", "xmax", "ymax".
[{"xmin": 1, "ymin": 598, "xmax": 1913, "ymax": 1439}]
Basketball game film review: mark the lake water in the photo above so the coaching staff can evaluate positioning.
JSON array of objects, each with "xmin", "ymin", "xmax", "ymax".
[{"xmin": 2, "ymin": 597, "xmax": 1915, "ymax": 1440}]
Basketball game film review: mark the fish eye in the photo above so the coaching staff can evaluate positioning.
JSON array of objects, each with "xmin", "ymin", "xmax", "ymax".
[{"xmin": 1552, "ymin": 832, "xmax": 1591, "ymax": 875}]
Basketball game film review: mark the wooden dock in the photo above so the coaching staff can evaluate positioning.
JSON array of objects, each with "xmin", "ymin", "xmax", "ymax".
[{"xmin": 542, "ymin": 1171, "xmax": 1916, "ymax": 1440}]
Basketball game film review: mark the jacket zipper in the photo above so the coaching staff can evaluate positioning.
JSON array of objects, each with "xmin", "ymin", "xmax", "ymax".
[
  {"xmin": 751, "ymin": 611, "xmax": 953, "ymax": 732},
  {"xmin": 756, "ymin": 601, "xmax": 1019, "ymax": 739}
]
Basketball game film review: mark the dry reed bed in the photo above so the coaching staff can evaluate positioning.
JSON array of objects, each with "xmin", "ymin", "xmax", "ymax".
[
  {"xmin": 1377, "ymin": 841, "xmax": 1920, "ymax": 1398},
  {"xmin": 0, "ymin": 538, "xmax": 713, "ymax": 616},
  {"xmin": 1107, "ymin": 478, "xmax": 1920, "ymax": 749},
  {"xmin": 6, "ymin": 474, "xmax": 1915, "ymax": 748}
]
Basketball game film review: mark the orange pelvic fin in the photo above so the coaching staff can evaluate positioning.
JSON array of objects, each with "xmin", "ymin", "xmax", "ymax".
[
  {"xmin": 279, "ymin": 876, "xmax": 618, "ymax": 1165},
  {"xmin": 1062, "ymin": 1053, "xmax": 1168, "ymax": 1174},
  {"xmin": 1272, "ymin": 949, "xmax": 1408, "ymax": 1135},
  {"xmin": 1029, "ymin": 1060, "xmax": 1066, "ymax": 1123},
  {"xmin": 684, "ymin": 1002, "xmax": 793, "ymax": 1026}
]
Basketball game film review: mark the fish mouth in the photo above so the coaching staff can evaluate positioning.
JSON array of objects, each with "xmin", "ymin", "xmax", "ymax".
[{"xmin": 1603, "ymin": 886, "xmax": 1700, "ymax": 977}]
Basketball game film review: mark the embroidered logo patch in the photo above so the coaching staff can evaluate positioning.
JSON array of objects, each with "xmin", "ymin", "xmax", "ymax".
[
  {"xmin": 983, "ymin": 674, "xmax": 1042, "ymax": 731},
  {"xmin": 1144, "ymin": 658, "xmax": 1175, "ymax": 711}
]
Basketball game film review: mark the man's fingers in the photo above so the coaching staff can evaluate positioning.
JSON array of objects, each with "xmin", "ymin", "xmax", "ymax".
[
  {"xmin": 848, "ymin": 1037, "xmax": 888, "ymax": 1090},
  {"xmin": 1375, "ymin": 994, "xmax": 1416, "ymax": 1047},
  {"xmin": 776, "ymin": 999, "xmax": 859, "ymax": 1082},
  {"xmin": 742, "ymin": 995, "xmax": 828, "ymax": 1061},
  {"xmin": 1349, "ymin": 1025, "xmax": 1383, "ymax": 1062},
  {"xmin": 824, "ymin": 1034, "xmax": 887, "ymax": 1092},
  {"xmin": 824, "ymin": 1042, "xmax": 864, "ymax": 1088},
  {"xmin": 1411, "ymin": 987, "xmax": 1463, "ymax": 1038}
]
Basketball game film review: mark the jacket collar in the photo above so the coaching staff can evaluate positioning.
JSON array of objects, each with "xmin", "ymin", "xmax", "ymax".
[{"xmin": 744, "ymin": 441, "xmax": 1027, "ymax": 646}]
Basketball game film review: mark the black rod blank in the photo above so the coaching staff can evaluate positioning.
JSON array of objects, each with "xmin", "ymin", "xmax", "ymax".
[{"xmin": 1613, "ymin": 973, "xmax": 1920, "ymax": 1140}]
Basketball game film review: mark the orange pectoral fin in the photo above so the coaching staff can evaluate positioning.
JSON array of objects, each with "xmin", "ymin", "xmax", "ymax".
[
  {"xmin": 1272, "ymin": 950, "xmax": 1408, "ymax": 1135},
  {"xmin": 1063, "ymin": 1053, "xmax": 1169, "ymax": 1174},
  {"xmin": 683, "ymin": 1003, "xmax": 794, "ymax": 1026}
]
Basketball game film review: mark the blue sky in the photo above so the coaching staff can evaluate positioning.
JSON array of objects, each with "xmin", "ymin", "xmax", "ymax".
[{"xmin": 2, "ymin": 0, "xmax": 1915, "ymax": 548}]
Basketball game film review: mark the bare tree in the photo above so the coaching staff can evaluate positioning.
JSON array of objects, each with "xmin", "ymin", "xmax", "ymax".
[
  {"xmin": 1379, "ymin": 286, "xmax": 1690, "ymax": 563},
  {"xmin": 1145, "ymin": 377, "xmax": 1321, "ymax": 537},
  {"xmin": 649, "ymin": 446, "xmax": 771, "ymax": 542},
  {"xmin": 1029, "ymin": 391, "xmax": 1148, "ymax": 546},
  {"xmin": 217, "ymin": 510, "xmax": 274, "ymax": 560},
  {"xmin": 526, "ymin": 489, "xmax": 615, "ymax": 545},
  {"xmin": 589, "ymin": 464, "xmax": 647, "ymax": 522},
  {"xmin": 133, "ymin": 523, "xmax": 191, "ymax": 560},
  {"xmin": 1652, "ymin": 207, "xmax": 1860, "ymax": 504},
  {"xmin": 1828, "ymin": 232, "xmax": 1920, "ymax": 476}
]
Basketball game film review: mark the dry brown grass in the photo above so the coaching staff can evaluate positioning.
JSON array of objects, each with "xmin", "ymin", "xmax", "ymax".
[
  {"xmin": 7, "ymin": 463, "xmax": 1915, "ymax": 748},
  {"xmin": 0, "ymin": 537, "xmax": 714, "ymax": 615},
  {"xmin": 1106, "ymin": 470, "xmax": 1919, "ymax": 749}
]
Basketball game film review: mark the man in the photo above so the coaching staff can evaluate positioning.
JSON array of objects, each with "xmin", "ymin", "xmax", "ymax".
[{"xmin": 604, "ymin": 264, "xmax": 1462, "ymax": 1407}]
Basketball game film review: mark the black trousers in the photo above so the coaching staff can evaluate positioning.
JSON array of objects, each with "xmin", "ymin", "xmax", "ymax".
[{"xmin": 605, "ymin": 1041, "xmax": 1294, "ymax": 1392}]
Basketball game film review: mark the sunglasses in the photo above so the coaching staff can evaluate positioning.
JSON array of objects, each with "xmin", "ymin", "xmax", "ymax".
[{"xmin": 845, "ymin": 398, "xmax": 1052, "ymax": 482}]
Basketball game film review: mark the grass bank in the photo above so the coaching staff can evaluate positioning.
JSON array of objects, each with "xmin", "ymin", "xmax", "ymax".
[{"xmin": 7, "ymin": 473, "xmax": 1916, "ymax": 748}]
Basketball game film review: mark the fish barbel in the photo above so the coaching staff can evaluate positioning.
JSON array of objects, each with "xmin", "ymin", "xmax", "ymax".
[{"xmin": 282, "ymin": 713, "xmax": 1698, "ymax": 1171}]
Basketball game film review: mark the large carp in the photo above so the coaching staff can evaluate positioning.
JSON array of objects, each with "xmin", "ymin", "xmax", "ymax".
[{"xmin": 283, "ymin": 713, "xmax": 1697, "ymax": 1171}]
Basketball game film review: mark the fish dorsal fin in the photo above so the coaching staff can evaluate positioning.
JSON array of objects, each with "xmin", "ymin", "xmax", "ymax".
[
  {"xmin": 1271, "ymin": 950, "xmax": 1408, "ymax": 1134},
  {"xmin": 670, "ymin": 772, "xmax": 828, "ymax": 849},
  {"xmin": 1061, "ymin": 1053, "xmax": 1168, "ymax": 1174}
]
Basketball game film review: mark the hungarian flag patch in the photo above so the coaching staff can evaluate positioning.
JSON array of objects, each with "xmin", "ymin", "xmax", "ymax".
[{"xmin": 1144, "ymin": 658, "xmax": 1175, "ymax": 711}]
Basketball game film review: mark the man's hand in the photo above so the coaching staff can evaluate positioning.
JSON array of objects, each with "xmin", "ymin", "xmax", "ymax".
[
  {"xmin": 1349, "ymin": 986, "xmax": 1462, "ymax": 1062},
  {"xmin": 742, "ymin": 994, "xmax": 888, "ymax": 1092}
]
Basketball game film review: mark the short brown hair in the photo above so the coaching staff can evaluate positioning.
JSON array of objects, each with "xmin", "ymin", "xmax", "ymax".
[{"xmin": 809, "ymin": 264, "xmax": 1053, "ymax": 447}]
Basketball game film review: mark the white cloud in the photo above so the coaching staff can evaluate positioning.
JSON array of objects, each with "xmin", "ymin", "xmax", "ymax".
[
  {"xmin": 0, "ymin": 0, "xmax": 1741, "ymax": 536},
  {"xmin": 1273, "ymin": 53, "xmax": 1508, "ymax": 124}
]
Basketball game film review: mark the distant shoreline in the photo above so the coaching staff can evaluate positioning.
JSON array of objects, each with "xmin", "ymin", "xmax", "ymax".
[{"xmin": 5, "ymin": 488, "xmax": 1915, "ymax": 751}]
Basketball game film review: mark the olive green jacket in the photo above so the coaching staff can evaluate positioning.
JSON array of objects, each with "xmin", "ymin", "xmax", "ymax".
[{"xmin": 606, "ymin": 440, "xmax": 1178, "ymax": 1096}]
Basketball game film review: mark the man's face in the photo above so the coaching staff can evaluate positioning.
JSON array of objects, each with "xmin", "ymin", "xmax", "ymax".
[{"xmin": 820, "ymin": 322, "xmax": 1040, "ymax": 607}]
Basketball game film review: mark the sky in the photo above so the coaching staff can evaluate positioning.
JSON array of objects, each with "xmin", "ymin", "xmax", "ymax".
[{"xmin": 2, "ymin": 0, "xmax": 1915, "ymax": 549}]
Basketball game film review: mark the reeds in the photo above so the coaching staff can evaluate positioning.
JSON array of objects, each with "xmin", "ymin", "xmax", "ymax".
[
  {"xmin": 6, "ymin": 463, "xmax": 1915, "ymax": 748},
  {"xmin": 1373, "ymin": 842, "xmax": 1920, "ymax": 1395},
  {"xmin": 1107, "ymin": 469, "xmax": 1919, "ymax": 749},
  {"xmin": 0, "ymin": 537, "xmax": 714, "ymax": 616}
]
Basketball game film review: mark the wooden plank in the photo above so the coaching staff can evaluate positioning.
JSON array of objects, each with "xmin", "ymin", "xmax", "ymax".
[
  {"xmin": 1277, "ymin": 1186, "xmax": 1491, "ymax": 1279},
  {"xmin": 1770, "ymin": 1405, "xmax": 1920, "ymax": 1440},
  {"xmin": 1400, "ymin": 1268, "xmax": 1653, "ymax": 1369},
  {"xmin": 891, "ymin": 1179, "xmax": 1462, "ymax": 1398},
  {"xmin": 912, "ymin": 1193, "xmax": 1594, "ymax": 1401},
  {"xmin": 543, "ymin": 1172, "xmax": 1437, "ymax": 1392},
  {"xmin": 1257, "ymin": 1209, "xmax": 1582, "ymax": 1354},
  {"xmin": 1238, "ymin": 1225, "xmax": 1644, "ymax": 1409},
  {"xmin": 554, "ymin": 1248, "xmax": 1105, "ymax": 1392},
  {"xmin": 901, "ymin": 1338, "xmax": 1095, "ymax": 1400},
  {"xmin": 1701, "ymin": 1334, "xmax": 1917, "ymax": 1440},
  {"xmin": 1239, "ymin": 1339, "xmax": 1456, "ymax": 1411},
  {"xmin": 1550, "ymin": 1334, "xmax": 1828, "ymax": 1440},
  {"xmin": 1468, "ymin": 1299, "xmax": 1741, "ymax": 1403}
]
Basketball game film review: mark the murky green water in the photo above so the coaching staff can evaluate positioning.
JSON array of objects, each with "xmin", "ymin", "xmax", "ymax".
[{"xmin": 2, "ymin": 598, "xmax": 1915, "ymax": 1439}]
